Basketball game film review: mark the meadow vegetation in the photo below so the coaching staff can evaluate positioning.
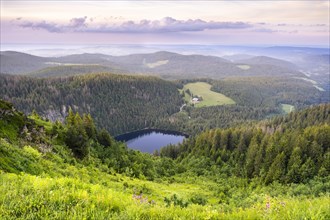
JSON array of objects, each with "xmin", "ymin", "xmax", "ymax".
[
  {"xmin": 281, "ymin": 104, "xmax": 295, "ymax": 113},
  {"xmin": 181, "ymin": 82, "xmax": 235, "ymax": 107}
]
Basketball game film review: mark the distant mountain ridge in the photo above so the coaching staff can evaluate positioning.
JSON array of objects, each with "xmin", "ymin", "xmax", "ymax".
[
  {"xmin": 237, "ymin": 56, "xmax": 297, "ymax": 70},
  {"xmin": 0, "ymin": 51, "xmax": 48, "ymax": 74},
  {"xmin": 0, "ymin": 50, "xmax": 304, "ymax": 79}
]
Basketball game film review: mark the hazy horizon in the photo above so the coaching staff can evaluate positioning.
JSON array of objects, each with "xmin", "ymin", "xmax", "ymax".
[
  {"xmin": 1, "ymin": 43, "xmax": 329, "ymax": 58},
  {"xmin": 1, "ymin": 1, "xmax": 329, "ymax": 47}
]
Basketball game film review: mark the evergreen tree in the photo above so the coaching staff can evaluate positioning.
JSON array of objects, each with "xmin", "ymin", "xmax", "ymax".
[
  {"xmin": 287, "ymin": 147, "xmax": 302, "ymax": 183},
  {"xmin": 265, "ymin": 152, "xmax": 286, "ymax": 184}
]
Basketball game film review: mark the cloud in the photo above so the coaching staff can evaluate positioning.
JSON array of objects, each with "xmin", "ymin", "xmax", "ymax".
[
  {"xmin": 18, "ymin": 16, "xmax": 88, "ymax": 33},
  {"xmin": 19, "ymin": 20, "xmax": 63, "ymax": 33},
  {"xmin": 16, "ymin": 16, "xmax": 253, "ymax": 33},
  {"xmin": 69, "ymin": 16, "xmax": 87, "ymax": 28}
]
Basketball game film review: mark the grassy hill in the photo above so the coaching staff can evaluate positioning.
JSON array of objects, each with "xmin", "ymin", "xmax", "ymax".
[{"xmin": 0, "ymin": 100, "xmax": 329, "ymax": 219}]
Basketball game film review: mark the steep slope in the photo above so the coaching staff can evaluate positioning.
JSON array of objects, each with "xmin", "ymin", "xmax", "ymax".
[
  {"xmin": 0, "ymin": 73, "xmax": 183, "ymax": 136},
  {"xmin": 161, "ymin": 104, "xmax": 330, "ymax": 184},
  {"xmin": 1, "ymin": 100, "xmax": 329, "ymax": 219}
]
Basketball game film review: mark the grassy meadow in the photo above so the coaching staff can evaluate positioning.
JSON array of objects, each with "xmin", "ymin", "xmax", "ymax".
[
  {"xmin": 281, "ymin": 104, "xmax": 295, "ymax": 113},
  {"xmin": 1, "ymin": 160, "xmax": 329, "ymax": 219},
  {"xmin": 182, "ymin": 82, "xmax": 235, "ymax": 107}
]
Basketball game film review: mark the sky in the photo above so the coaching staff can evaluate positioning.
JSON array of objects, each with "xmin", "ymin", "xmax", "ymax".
[{"xmin": 1, "ymin": 0, "xmax": 329, "ymax": 47}]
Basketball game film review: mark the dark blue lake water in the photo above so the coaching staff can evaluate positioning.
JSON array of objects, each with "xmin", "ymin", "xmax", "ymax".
[{"xmin": 115, "ymin": 129, "xmax": 187, "ymax": 153}]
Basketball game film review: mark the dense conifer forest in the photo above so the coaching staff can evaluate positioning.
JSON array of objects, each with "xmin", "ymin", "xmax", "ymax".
[
  {"xmin": 0, "ymin": 73, "xmax": 183, "ymax": 136},
  {"xmin": 0, "ymin": 73, "xmax": 325, "ymax": 136}
]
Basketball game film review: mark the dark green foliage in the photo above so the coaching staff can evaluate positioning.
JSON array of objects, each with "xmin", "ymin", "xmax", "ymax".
[
  {"xmin": 1, "ymin": 97, "xmax": 329, "ymax": 187},
  {"xmin": 0, "ymin": 100, "xmax": 173, "ymax": 179},
  {"xmin": 161, "ymin": 104, "xmax": 330, "ymax": 184},
  {"xmin": 97, "ymin": 128, "xmax": 113, "ymax": 147},
  {"xmin": 164, "ymin": 194, "xmax": 189, "ymax": 208},
  {"xmin": 211, "ymin": 77, "xmax": 324, "ymax": 109},
  {"xmin": 0, "ymin": 73, "xmax": 183, "ymax": 136},
  {"xmin": 189, "ymin": 194, "xmax": 207, "ymax": 206},
  {"xmin": 158, "ymin": 105, "xmax": 281, "ymax": 135}
]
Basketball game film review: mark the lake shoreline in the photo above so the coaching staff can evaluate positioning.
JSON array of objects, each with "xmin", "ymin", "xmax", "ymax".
[
  {"xmin": 115, "ymin": 128, "xmax": 189, "ymax": 153},
  {"xmin": 115, "ymin": 128, "xmax": 189, "ymax": 141}
]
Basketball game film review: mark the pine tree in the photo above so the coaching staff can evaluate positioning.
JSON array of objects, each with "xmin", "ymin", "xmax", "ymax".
[
  {"xmin": 264, "ymin": 152, "xmax": 286, "ymax": 184},
  {"xmin": 287, "ymin": 147, "xmax": 302, "ymax": 183},
  {"xmin": 83, "ymin": 113, "xmax": 97, "ymax": 140}
]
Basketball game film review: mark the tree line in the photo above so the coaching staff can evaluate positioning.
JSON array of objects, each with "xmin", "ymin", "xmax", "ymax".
[{"xmin": 160, "ymin": 104, "xmax": 330, "ymax": 184}]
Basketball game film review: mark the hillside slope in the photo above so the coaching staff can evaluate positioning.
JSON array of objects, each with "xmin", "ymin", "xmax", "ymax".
[
  {"xmin": 0, "ymin": 73, "xmax": 182, "ymax": 136},
  {"xmin": 0, "ymin": 100, "xmax": 329, "ymax": 219},
  {"xmin": 161, "ymin": 104, "xmax": 330, "ymax": 183}
]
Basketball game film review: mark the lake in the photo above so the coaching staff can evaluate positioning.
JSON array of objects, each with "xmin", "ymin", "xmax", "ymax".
[{"xmin": 115, "ymin": 129, "xmax": 188, "ymax": 153}]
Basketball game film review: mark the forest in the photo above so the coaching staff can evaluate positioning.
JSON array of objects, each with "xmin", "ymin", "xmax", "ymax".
[
  {"xmin": 0, "ymin": 99, "xmax": 329, "ymax": 219},
  {"xmin": 0, "ymin": 73, "xmax": 326, "ymax": 137},
  {"xmin": 0, "ymin": 73, "xmax": 183, "ymax": 136}
]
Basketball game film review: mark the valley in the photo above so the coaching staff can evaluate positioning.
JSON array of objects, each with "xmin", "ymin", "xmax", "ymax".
[
  {"xmin": 0, "ymin": 46, "xmax": 329, "ymax": 220},
  {"xmin": 1, "ymin": 0, "xmax": 329, "ymax": 218}
]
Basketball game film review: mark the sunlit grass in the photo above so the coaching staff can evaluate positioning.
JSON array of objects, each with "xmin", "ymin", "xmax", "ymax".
[
  {"xmin": 1, "ymin": 172, "xmax": 328, "ymax": 219},
  {"xmin": 281, "ymin": 103, "xmax": 295, "ymax": 113},
  {"xmin": 182, "ymin": 82, "xmax": 235, "ymax": 107}
]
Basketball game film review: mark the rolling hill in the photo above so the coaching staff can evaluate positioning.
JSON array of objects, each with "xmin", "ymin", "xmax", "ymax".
[
  {"xmin": 0, "ymin": 51, "xmax": 305, "ymax": 79},
  {"xmin": 237, "ymin": 56, "xmax": 297, "ymax": 70},
  {"xmin": 0, "ymin": 51, "xmax": 49, "ymax": 74}
]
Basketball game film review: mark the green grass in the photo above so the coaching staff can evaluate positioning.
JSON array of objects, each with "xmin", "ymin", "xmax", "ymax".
[
  {"xmin": 1, "ymin": 171, "xmax": 329, "ymax": 220},
  {"xmin": 182, "ymin": 82, "xmax": 235, "ymax": 107},
  {"xmin": 0, "ymin": 137, "xmax": 329, "ymax": 219},
  {"xmin": 281, "ymin": 104, "xmax": 295, "ymax": 113},
  {"xmin": 237, "ymin": 64, "xmax": 251, "ymax": 70}
]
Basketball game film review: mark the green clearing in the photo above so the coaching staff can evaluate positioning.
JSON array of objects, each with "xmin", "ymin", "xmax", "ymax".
[
  {"xmin": 182, "ymin": 82, "xmax": 235, "ymax": 107},
  {"xmin": 281, "ymin": 104, "xmax": 295, "ymax": 113},
  {"xmin": 237, "ymin": 64, "xmax": 251, "ymax": 70}
]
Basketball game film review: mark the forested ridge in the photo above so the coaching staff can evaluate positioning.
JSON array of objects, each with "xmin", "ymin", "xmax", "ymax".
[
  {"xmin": 159, "ymin": 76, "xmax": 326, "ymax": 135},
  {"xmin": 0, "ymin": 73, "xmax": 183, "ymax": 136},
  {"xmin": 211, "ymin": 77, "xmax": 326, "ymax": 108},
  {"xmin": 1, "ymin": 72, "xmax": 326, "ymax": 137},
  {"xmin": 161, "ymin": 104, "xmax": 330, "ymax": 184}
]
